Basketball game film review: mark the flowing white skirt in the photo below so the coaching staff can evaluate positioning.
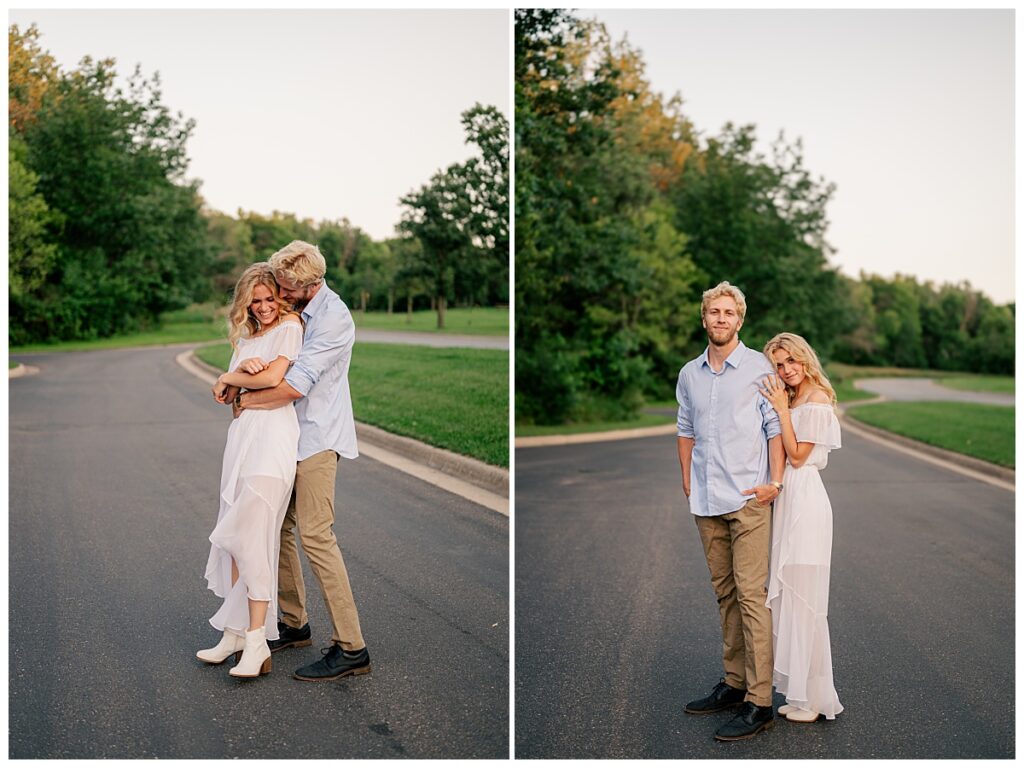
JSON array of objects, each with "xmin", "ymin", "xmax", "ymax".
[
  {"xmin": 767, "ymin": 462, "xmax": 843, "ymax": 718},
  {"xmin": 203, "ymin": 407, "xmax": 299, "ymax": 640}
]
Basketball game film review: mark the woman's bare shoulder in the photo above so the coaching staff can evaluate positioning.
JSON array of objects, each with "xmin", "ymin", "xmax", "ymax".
[
  {"xmin": 807, "ymin": 388, "xmax": 831, "ymax": 404},
  {"xmin": 281, "ymin": 312, "xmax": 303, "ymax": 326}
]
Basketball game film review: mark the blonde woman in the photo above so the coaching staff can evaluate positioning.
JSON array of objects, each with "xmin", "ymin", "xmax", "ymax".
[
  {"xmin": 759, "ymin": 332, "xmax": 843, "ymax": 723},
  {"xmin": 196, "ymin": 263, "xmax": 303, "ymax": 678}
]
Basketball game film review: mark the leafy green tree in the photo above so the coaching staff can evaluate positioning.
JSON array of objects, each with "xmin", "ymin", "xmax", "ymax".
[
  {"xmin": 9, "ymin": 137, "xmax": 62, "ymax": 345},
  {"xmin": 9, "ymin": 24, "xmax": 59, "ymax": 133},
  {"xmin": 670, "ymin": 124, "xmax": 843, "ymax": 356},
  {"xmin": 971, "ymin": 301, "xmax": 1014, "ymax": 374},
  {"xmin": 516, "ymin": 10, "xmax": 703, "ymax": 422},
  {"xmin": 15, "ymin": 50, "xmax": 213, "ymax": 342},
  {"xmin": 240, "ymin": 210, "xmax": 316, "ymax": 259},
  {"xmin": 862, "ymin": 274, "xmax": 927, "ymax": 369},
  {"xmin": 205, "ymin": 209, "xmax": 256, "ymax": 299},
  {"xmin": 399, "ymin": 104, "xmax": 508, "ymax": 327}
]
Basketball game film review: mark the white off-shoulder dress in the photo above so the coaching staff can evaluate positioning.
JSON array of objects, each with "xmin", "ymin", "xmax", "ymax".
[
  {"xmin": 204, "ymin": 320, "xmax": 303, "ymax": 641},
  {"xmin": 767, "ymin": 402, "xmax": 844, "ymax": 719}
]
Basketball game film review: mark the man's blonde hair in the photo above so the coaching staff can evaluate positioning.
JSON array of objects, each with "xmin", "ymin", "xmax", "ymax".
[
  {"xmin": 269, "ymin": 240, "xmax": 327, "ymax": 288},
  {"xmin": 700, "ymin": 281, "xmax": 747, "ymax": 321}
]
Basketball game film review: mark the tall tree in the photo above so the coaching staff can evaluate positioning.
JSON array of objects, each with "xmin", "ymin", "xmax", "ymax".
[
  {"xmin": 399, "ymin": 104, "xmax": 509, "ymax": 327},
  {"xmin": 17, "ymin": 51, "xmax": 213, "ymax": 341},
  {"xmin": 9, "ymin": 24, "xmax": 59, "ymax": 132}
]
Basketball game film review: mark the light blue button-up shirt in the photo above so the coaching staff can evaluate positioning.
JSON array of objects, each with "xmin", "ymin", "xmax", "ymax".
[
  {"xmin": 676, "ymin": 340, "xmax": 781, "ymax": 517},
  {"xmin": 285, "ymin": 282, "xmax": 359, "ymax": 461}
]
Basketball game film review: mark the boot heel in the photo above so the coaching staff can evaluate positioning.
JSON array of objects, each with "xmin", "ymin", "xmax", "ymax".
[
  {"xmin": 260, "ymin": 656, "xmax": 272, "ymax": 675},
  {"xmin": 354, "ymin": 663, "xmax": 372, "ymax": 676},
  {"xmin": 234, "ymin": 650, "xmax": 243, "ymax": 664}
]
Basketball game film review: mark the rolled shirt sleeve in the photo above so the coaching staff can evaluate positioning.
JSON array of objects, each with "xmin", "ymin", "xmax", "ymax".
[
  {"xmin": 676, "ymin": 368, "xmax": 694, "ymax": 438},
  {"xmin": 285, "ymin": 306, "xmax": 354, "ymax": 397},
  {"xmin": 760, "ymin": 391, "xmax": 782, "ymax": 440}
]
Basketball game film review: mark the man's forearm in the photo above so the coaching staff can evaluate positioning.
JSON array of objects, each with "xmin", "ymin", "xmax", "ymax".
[
  {"xmin": 240, "ymin": 380, "xmax": 303, "ymax": 410},
  {"xmin": 768, "ymin": 435, "xmax": 785, "ymax": 484},
  {"xmin": 677, "ymin": 436, "xmax": 694, "ymax": 494}
]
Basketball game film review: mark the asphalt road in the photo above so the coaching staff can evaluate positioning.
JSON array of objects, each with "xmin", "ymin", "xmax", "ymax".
[
  {"xmin": 854, "ymin": 377, "xmax": 1014, "ymax": 407},
  {"xmin": 9, "ymin": 346, "xmax": 508, "ymax": 759},
  {"xmin": 515, "ymin": 429, "xmax": 1014, "ymax": 759}
]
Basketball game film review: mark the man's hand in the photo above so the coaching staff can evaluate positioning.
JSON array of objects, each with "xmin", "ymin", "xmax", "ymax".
[
  {"xmin": 237, "ymin": 357, "xmax": 269, "ymax": 375},
  {"xmin": 741, "ymin": 484, "xmax": 781, "ymax": 504},
  {"xmin": 683, "ymin": 482, "xmax": 690, "ymax": 498},
  {"xmin": 232, "ymin": 395, "xmax": 244, "ymax": 420}
]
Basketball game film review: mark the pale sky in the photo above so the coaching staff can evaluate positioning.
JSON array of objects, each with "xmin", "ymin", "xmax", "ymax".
[
  {"xmin": 588, "ymin": 9, "xmax": 1015, "ymax": 305},
  {"xmin": 9, "ymin": 9, "xmax": 510, "ymax": 241}
]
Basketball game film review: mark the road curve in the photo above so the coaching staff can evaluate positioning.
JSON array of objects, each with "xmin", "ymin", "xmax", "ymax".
[
  {"xmin": 514, "ymin": 428, "xmax": 1013, "ymax": 759},
  {"xmin": 854, "ymin": 377, "xmax": 1014, "ymax": 407},
  {"xmin": 9, "ymin": 347, "xmax": 508, "ymax": 759}
]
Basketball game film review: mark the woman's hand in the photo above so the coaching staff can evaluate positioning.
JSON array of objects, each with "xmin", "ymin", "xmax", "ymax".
[
  {"xmin": 759, "ymin": 375, "xmax": 790, "ymax": 414},
  {"xmin": 236, "ymin": 357, "xmax": 269, "ymax": 375},
  {"xmin": 212, "ymin": 376, "xmax": 230, "ymax": 403}
]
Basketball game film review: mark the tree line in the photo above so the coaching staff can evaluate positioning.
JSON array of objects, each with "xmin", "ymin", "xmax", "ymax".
[
  {"xmin": 514, "ymin": 10, "xmax": 1014, "ymax": 425},
  {"xmin": 9, "ymin": 24, "xmax": 508, "ymax": 346}
]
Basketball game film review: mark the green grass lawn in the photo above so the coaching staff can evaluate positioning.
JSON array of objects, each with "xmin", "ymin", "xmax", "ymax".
[
  {"xmin": 935, "ymin": 375, "xmax": 1014, "ymax": 395},
  {"xmin": 354, "ymin": 307, "xmax": 508, "ymax": 336},
  {"xmin": 845, "ymin": 401, "xmax": 1014, "ymax": 468},
  {"xmin": 197, "ymin": 342, "xmax": 509, "ymax": 468},
  {"xmin": 9, "ymin": 360, "xmax": 19, "ymax": 369}
]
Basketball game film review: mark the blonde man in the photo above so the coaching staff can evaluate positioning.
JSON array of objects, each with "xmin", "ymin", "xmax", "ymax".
[
  {"xmin": 233, "ymin": 240, "xmax": 369, "ymax": 681},
  {"xmin": 676, "ymin": 281, "xmax": 784, "ymax": 740}
]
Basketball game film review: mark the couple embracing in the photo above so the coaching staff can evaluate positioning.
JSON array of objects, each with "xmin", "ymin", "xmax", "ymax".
[
  {"xmin": 195, "ymin": 240, "xmax": 370, "ymax": 682},
  {"xmin": 677, "ymin": 281, "xmax": 843, "ymax": 741}
]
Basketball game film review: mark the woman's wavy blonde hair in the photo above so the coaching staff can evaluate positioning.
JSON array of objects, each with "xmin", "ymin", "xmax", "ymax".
[
  {"xmin": 763, "ymin": 332, "xmax": 838, "ymax": 410},
  {"xmin": 227, "ymin": 262, "xmax": 292, "ymax": 349}
]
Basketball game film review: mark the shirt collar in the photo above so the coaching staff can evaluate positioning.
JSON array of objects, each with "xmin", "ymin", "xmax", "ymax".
[
  {"xmin": 700, "ymin": 340, "xmax": 747, "ymax": 370},
  {"xmin": 301, "ymin": 281, "xmax": 330, "ymax": 321}
]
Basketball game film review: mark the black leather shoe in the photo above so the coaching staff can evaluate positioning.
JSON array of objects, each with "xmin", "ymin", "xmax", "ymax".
[
  {"xmin": 293, "ymin": 644, "xmax": 371, "ymax": 682},
  {"xmin": 714, "ymin": 702, "xmax": 775, "ymax": 741},
  {"xmin": 684, "ymin": 680, "xmax": 747, "ymax": 714},
  {"xmin": 268, "ymin": 621, "xmax": 312, "ymax": 653}
]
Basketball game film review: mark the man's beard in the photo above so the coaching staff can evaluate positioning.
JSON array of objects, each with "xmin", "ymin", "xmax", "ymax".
[
  {"xmin": 287, "ymin": 292, "xmax": 310, "ymax": 311},
  {"xmin": 707, "ymin": 326, "xmax": 738, "ymax": 347}
]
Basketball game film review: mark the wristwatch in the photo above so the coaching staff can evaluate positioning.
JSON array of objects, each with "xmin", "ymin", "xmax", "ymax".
[
  {"xmin": 234, "ymin": 392, "xmax": 244, "ymax": 409},
  {"xmin": 771, "ymin": 481, "xmax": 784, "ymax": 492}
]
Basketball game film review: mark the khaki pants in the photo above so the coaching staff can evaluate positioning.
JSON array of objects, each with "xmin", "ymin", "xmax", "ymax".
[
  {"xmin": 278, "ymin": 450, "xmax": 365, "ymax": 651},
  {"xmin": 694, "ymin": 499, "xmax": 773, "ymax": 706}
]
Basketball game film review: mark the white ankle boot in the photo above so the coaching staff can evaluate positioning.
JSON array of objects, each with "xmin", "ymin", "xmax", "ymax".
[
  {"xmin": 785, "ymin": 708, "xmax": 821, "ymax": 723},
  {"xmin": 778, "ymin": 703, "xmax": 798, "ymax": 715},
  {"xmin": 196, "ymin": 630, "xmax": 245, "ymax": 664},
  {"xmin": 229, "ymin": 627, "xmax": 272, "ymax": 678}
]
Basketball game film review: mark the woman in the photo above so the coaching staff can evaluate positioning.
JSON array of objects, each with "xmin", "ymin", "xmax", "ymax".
[
  {"xmin": 759, "ymin": 332, "xmax": 843, "ymax": 722},
  {"xmin": 196, "ymin": 263, "xmax": 303, "ymax": 678}
]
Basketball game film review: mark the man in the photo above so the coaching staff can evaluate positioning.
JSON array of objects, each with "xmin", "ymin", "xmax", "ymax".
[
  {"xmin": 233, "ymin": 240, "xmax": 370, "ymax": 682},
  {"xmin": 676, "ymin": 281, "xmax": 784, "ymax": 741}
]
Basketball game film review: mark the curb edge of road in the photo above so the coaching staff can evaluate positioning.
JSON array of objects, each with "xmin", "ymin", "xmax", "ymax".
[
  {"xmin": 9, "ymin": 363, "xmax": 40, "ymax": 379},
  {"xmin": 180, "ymin": 347, "xmax": 510, "ymax": 509}
]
